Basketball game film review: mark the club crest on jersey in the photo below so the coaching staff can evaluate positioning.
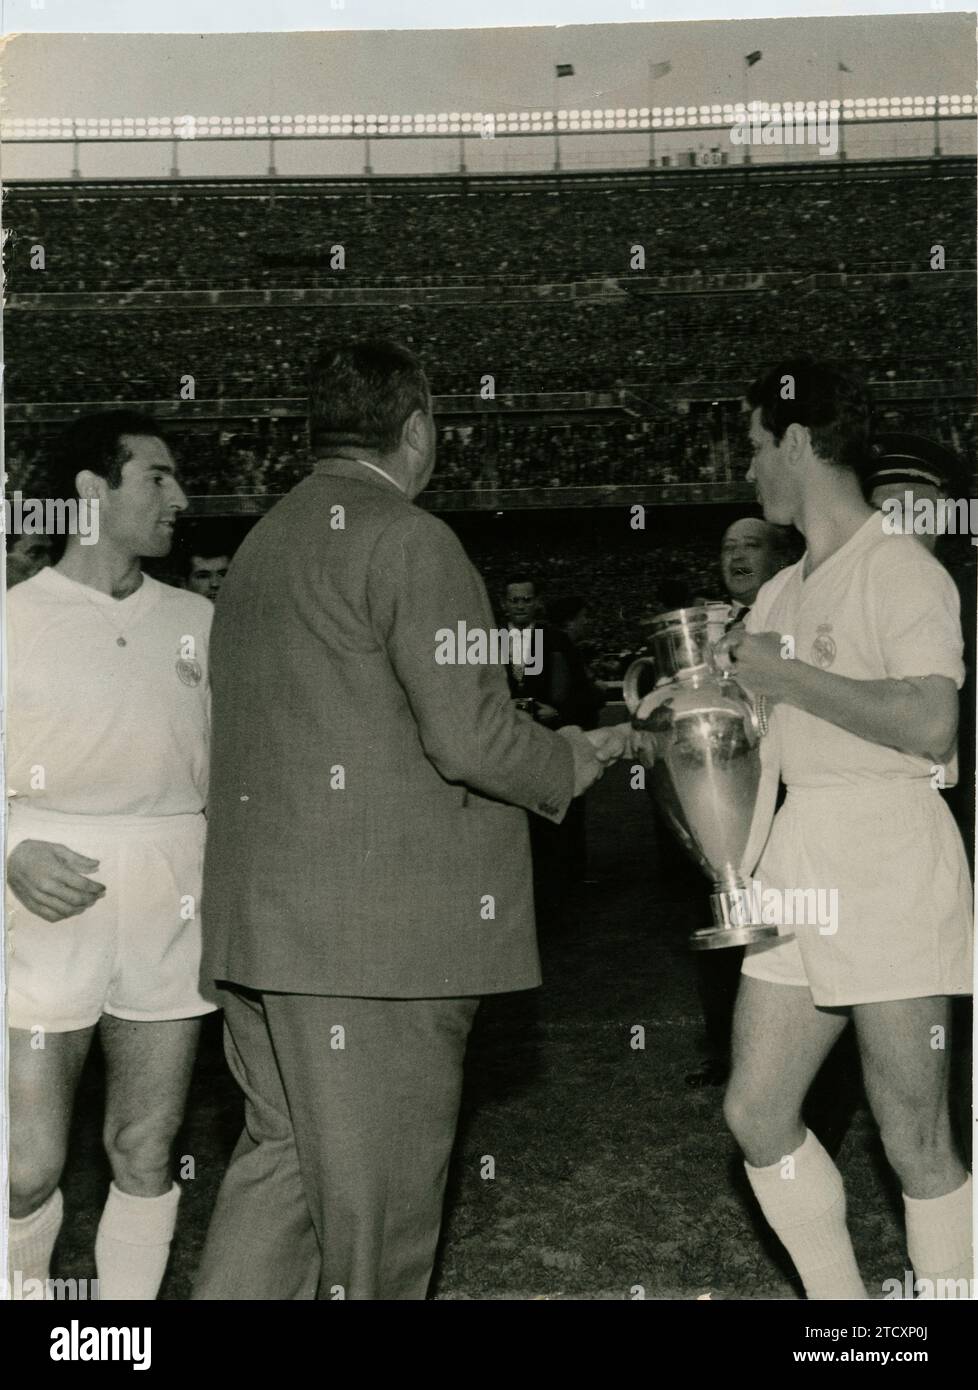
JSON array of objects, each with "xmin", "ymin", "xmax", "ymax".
[
  {"xmin": 810, "ymin": 624, "xmax": 836, "ymax": 669},
  {"xmin": 176, "ymin": 657, "xmax": 203, "ymax": 687}
]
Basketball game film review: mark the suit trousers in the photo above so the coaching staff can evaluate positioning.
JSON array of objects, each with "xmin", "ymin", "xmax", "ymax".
[{"xmin": 193, "ymin": 985, "xmax": 479, "ymax": 1300}]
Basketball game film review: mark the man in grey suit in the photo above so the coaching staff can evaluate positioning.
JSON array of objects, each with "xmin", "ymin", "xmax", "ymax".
[{"xmin": 194, "ymin": 339, "xmax": 621, "ymax": 1300}]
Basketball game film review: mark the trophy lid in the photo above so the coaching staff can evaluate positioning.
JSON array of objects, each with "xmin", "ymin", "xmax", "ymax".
[
  {"xmin": 644, "ymin": 605, "xmax": 718, "ymax": 680},
  {"xmin": 644, "ymin": 604, "xmax": 711, "ymax": 634}
]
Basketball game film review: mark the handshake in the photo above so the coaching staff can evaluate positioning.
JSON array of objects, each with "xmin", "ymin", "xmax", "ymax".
[{"xmin": 556, "ymin": 722, "xmax": 638, "ymax": 798}]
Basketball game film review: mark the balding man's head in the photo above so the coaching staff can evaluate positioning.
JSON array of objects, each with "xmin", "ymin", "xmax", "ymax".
[{"xmin": 720, "ymin": 517, "xmax": 788, "ymax": 605}]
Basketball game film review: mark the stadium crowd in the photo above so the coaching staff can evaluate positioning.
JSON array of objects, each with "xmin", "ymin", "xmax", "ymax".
[
  {"xmin": 6, "ymin": 395, "xmax": 974, "ymax": 500},
  {"xmin": 5, "ymin": 280, "xmax": 974, "ymax": 407},
  {"xmin": 5, "ymin": 170, "xmax": 974, "ymax": 290},
  {"xmin": 4, "ymin": 163, "xmax": 974, "ymax": 651}
]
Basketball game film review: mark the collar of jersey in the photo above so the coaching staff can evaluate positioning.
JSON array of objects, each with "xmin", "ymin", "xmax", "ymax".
[{"xmin": 39, "ymin": 566, "xmax": 156, "ymax": 607}]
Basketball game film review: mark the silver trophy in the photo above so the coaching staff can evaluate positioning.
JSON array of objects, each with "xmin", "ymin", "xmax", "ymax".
[{"xmin": 623, "ymin": 605, "xmax": 778, "ymax": 951}]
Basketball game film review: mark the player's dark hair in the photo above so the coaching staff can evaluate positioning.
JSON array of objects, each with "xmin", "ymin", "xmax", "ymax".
[
  {"xmin": 308, "ymin": 338, "xmax": 431, "ymax": 455},
  {"xmin": 47, "ymin": 410, "xmax": 169, "ymax": 501},
  {"xmin": 176, "ymin": 524, "xmax": 235, "ymax": 578},
  {"xmin": 745, "ymin": 358, "xmax": 872, "ymax": 474}
]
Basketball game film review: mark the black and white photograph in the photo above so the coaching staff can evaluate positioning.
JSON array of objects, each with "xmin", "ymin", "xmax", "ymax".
[{"xmin": 0, "ymin": 0, "xmax": 975, "ymax": 1332}]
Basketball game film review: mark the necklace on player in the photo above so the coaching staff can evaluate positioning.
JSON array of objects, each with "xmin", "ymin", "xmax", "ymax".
[
  {"xmin": 76, "ymin": 574, "xmax": 143, "ymax": 647},
  {"xmin": 86, "ymin": 601, "xmax": 130, "ymax": 646}
]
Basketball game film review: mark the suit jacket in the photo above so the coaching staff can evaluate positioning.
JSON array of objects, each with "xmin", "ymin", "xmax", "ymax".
[
  {"xmin": 505, "ymin": 623, "xmax": 604, "ymax": 730},
  {"xmin": 201, "ymin": 459, "xmax": 574, "ymax": 998}
]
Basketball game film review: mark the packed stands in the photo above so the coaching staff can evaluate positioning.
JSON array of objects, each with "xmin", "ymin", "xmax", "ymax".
[
  {"xmin": 4, "ymin": 169, "xmax": 974, "ymax": 291},
  {"xmin": 5, "ymin": 278, "xmax": 976, "ymax": 404},
  {"xmin": 4, "ymin": 161, "xmax": 975, "ymax": 651}
]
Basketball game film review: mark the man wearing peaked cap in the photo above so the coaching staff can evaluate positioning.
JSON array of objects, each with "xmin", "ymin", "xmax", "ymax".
[{"xmin": 864, "ymin": 432, "xmax": 960, "ymax": 555}]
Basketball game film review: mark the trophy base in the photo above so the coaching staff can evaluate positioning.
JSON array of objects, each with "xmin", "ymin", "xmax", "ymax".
[
  {"xmin": 688, "ymin": 882, "xmax": 781, "ymax": 951},
  {"xmin": 689, "ymin": 922, "xmax": 779, "ymax": 951}
]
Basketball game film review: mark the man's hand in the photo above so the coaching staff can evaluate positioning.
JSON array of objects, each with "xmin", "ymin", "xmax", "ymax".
[
  {"xmin": 585, "ymin": 723, "xmax": 635, "ymax": 764},
  {"xmin": 716, "ymin": 629, "xmax": 791, "ymax": 702},
  {"xmin": 7, "ymin": 839, "xmax": 106, "ymax": 923},
  {"xmin": 511, "ymin": 698, "xmax": 560, "ymax": 726},
  {"xmin": 556, "ymin": 725, "xmax": 605, "ymax": 797}
]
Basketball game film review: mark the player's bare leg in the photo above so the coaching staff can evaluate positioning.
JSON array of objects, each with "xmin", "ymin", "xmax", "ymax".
[
  {"xmin": 724, "ymin": 976, "xmax": 866, "ymax": 1299},
  {"xmin": 853, "ymin": 996, "xmax": 972, "ymax": 1298},
  {"xmin": 96, "ymin": 1013, "xmax": 202, "ymax": 1299},
  {"xmin": 725, "ymin": 976, "xmax": 849, "ymax": 1164},
  {"xmin": 7, "ymin": 1024, "xmax": 96, "ymax": 1294}
]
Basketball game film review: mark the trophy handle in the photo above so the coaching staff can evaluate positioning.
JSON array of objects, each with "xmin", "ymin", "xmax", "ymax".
[
  {"xmin": 623, "ymin": 656, "xmax": 657, "ymax": 717},
  {"xmin": 755, "ymin": 694, "xmax": 769, "ymax": 736},
  {"xmin": 742, "ymin": 691, "xmax": 769, "ymax": 738}
]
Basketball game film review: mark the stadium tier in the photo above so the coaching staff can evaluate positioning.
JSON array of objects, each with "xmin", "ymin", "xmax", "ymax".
[
  {"xmin": 3, "ymin": 164, "xmax": 975, "ymax": 289},
  {"xmin": 3, "ymin": 162, "xmax": 976, "ymax": 504},
  {"xmin": 4, "ymin": 282, "xmax": 976, "ymax": 397},
  {"xmin": 6, "ymin": 395, "xmax": 975, "ymax": 504}
]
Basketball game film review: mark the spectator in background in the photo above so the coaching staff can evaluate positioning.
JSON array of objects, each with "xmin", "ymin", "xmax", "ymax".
[
  {"xmin": 183, "ymin": 544, "xmax": 232, "ymax": 603},
  {"xmin": 501, "ymin": 576, "xmax": 562, "ymax": 728},
  {"xmin": 500, "ymin": 576, "xmax": 605, "ymax": 920},
  {"xmin": 545, "ymin": 594, "xmax": 608, "ymax": 890},
  {"xmin": 501, "ymin": 575, "xmax": 607, "ymax": 730},
  {"xmin": 719, "ymin": 517, "xmax": 793, "ymax": 626},
  {"xmin": 546, "ymin": 594, "xmax": 606, "ymax": 732}
]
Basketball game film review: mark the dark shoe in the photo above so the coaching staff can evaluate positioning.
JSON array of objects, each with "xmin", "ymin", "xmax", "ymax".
[{"xmin": 685, "ymin": 1057, "xmax": 729, "ymax": 1088}]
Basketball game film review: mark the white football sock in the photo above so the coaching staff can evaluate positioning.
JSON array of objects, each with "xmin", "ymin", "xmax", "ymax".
[
  {"xmin": 7, "ymin": 1189, "xmax": 64, "ymax": 1298},
  {"xmin": 904, "ymin": 1174, "xmax": 973, "ymax": 1299},
  {"xmin": 745, "ymin": 1128, "xmax": 867, "ymax": 1300},
  {"xmin": 95, "ymin": 1181, "xmax": 181, "ymax": 1300}
]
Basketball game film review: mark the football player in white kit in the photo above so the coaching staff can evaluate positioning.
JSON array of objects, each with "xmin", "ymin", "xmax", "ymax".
[
  {"xmin": 719, "ymin": 361, "xmax": 973, "ymax": 1300},
  {"xmin": 4, "ymin": 412, "xmax": 216, "ymax": 1299}
]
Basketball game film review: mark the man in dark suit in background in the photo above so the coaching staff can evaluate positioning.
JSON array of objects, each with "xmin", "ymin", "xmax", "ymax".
[
  {"xmin": 545, "ymin": 594, "xmax": 607, "ymax": 733},
  {"xmin": 500, "ymin": 577, "xmax": 606, "ymax": 918},
  {"xmin": 194, "ymin": 339, "xmax": 624, "ymax": 1300},
  {"xmin": 500, "ymin": 579, "xmax": 605, "ymax": 731}
]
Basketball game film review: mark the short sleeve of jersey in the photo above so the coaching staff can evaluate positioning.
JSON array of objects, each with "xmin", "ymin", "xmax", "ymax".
[{"xmin": 870, "ymin": 540, "xmax": 965, "ymax": 688}]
